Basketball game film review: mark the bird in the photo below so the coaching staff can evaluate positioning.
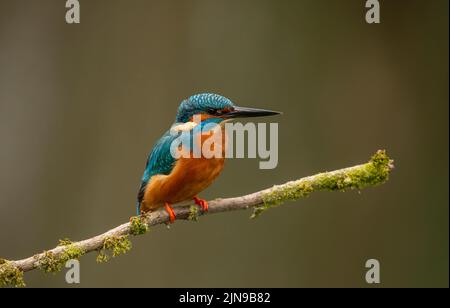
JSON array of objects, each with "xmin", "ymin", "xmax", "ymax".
[{"xmin": 136, "ymin": 93, "xmax": 281, "ymax": 222}]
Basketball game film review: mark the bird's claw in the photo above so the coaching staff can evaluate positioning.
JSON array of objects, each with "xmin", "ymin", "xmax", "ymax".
[
  {"xmin": 193, "ymin": 196, "xmax": 209, "ymax": 212},
  {"xmin": 165, "ymin": 203, "xmax": 176, "ymax": 223}
]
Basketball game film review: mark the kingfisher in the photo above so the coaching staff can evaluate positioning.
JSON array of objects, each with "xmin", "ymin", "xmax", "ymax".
[{"xmin": 136, "ymin": 93, "xmax": 281, "ymax": 222}]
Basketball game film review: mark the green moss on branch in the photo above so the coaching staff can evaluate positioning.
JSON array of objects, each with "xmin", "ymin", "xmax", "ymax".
[
  {"xmin": 38, "ymin": 243, "xmax": 85, "ymax": 273},
  {"xmin": 188, "ymin": 205, "xmax": 200, "ymax": 221},
  {"xmin": 96, "ymin": 235, "xmax": 132, "ymax": 263},
  {"xmin": 252, "ymin": 150, "xmax": 394, "ymax": 218},
  {"xmin": 58, "ymin": 238, "xmax": 73, "ymax": 246},
  {"xmin": 130, "ymin": 217, "xmax": 149, "ymax": 235},
  {"xmin": 0, "ymin": 261, "xmax": 25, "ymax": 288}
]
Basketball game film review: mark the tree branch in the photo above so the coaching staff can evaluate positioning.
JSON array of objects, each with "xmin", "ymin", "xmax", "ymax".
[{"xmin": 0, "ymin": 150, "xmax": 394, "ymax": 287}]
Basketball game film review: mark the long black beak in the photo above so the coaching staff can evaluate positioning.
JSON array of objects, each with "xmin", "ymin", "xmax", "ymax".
[{"xmin": 223, "ymin": 106, "xmax": 282, "ymax": 119}]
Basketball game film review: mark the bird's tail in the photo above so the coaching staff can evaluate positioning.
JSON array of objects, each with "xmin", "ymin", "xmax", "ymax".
[{"xmin": 136, "ymin": 201, "xmax": 141, "ymax": 216}]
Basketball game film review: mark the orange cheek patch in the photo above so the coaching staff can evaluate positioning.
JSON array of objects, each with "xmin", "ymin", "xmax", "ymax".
[
  {"xmin": 189, "ymin": 113, "xmax": 212, "ymax": 124},
  {"xmin": 190, "ymin": 113, "xmax": 217, "ymax": 123}
]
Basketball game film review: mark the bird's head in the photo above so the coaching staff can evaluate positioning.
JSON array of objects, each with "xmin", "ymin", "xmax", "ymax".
[{"xmin": 175, "ymin": 93, "xmax": 281, "ymax": 125}]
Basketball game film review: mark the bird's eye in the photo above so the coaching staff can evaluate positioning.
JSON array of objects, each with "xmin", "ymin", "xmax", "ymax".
[
  {"xmin": 207, "ymin": 108, "xmax": 224, "ymax": 116},
  {"xmin": 207, "ymin": 108, "xmax": 217, "ymax": 115},
  {"xmin": 206, "ymin": 108, "xmax": 228, "ymax": 116}
]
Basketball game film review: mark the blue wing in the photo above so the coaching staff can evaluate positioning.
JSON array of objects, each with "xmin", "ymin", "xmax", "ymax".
[{"xmin": 136, "ymin": 130, "xmax": 178, "ymax": 214}]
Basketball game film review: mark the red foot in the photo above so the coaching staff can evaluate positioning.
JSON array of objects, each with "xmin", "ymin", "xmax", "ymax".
[
  {"xmin": 193, "ymin": 196, "xmax": 209, "ymax": 212},
  {"xmin": 165, "ymin": 203, "xmax": 176, "ymax": 223}
]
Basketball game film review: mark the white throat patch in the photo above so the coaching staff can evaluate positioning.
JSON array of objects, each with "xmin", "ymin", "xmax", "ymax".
[{"xmin": 171, "ymin": 121, "xmax": 198, "ymax": 133}]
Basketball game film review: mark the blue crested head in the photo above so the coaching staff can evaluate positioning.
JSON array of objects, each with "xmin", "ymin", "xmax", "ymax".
[
  {"xmin": 175, "ymin": 92, "xmax": 281, "ymax": 125},
  {"xmin": 175, "ymin": 93, "xmax": 235, "ymax": 123}
]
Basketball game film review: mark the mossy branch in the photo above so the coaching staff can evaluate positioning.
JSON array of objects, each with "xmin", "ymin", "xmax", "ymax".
[{"xmin": 0, "ymin": 150, "xmax": 394, "ymax": 287}]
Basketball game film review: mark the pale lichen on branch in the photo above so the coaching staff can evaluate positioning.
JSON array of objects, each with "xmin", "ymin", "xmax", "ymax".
[{"xmin": 0, "ymin": 150, "xmax": 394, "ymax": 287}]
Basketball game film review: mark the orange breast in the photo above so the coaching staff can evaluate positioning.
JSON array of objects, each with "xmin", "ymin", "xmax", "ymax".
[{"xmin": 141, "ymin": 125, "xmax": 226, "ymax": 212}]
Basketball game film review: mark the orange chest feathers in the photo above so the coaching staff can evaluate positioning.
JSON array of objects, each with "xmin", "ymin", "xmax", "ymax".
[{"xmin": 141, "ymin": 128, "xmax": 227, "ymax": 211}]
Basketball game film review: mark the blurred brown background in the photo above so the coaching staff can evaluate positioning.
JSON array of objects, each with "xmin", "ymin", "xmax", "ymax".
[{"xmin": 0, "ymin": 0, "xmax": 448, "ymax": 287}]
